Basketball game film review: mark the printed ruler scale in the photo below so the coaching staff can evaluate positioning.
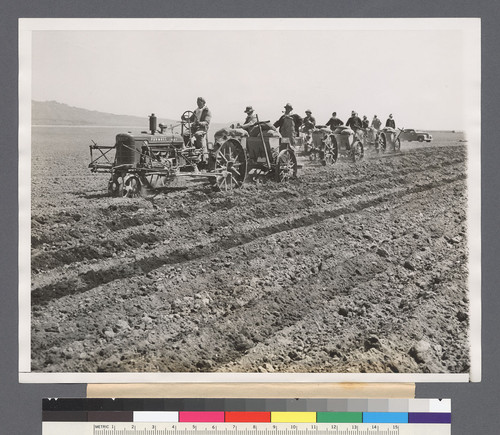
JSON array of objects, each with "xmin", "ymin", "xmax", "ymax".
[
  {"xmin": 42, "ymin": 399, "xmax": 451, "ymax": 435},
  {"xmin": 43, "ymin": 423, "xmax": 450, "ymax": 435}
]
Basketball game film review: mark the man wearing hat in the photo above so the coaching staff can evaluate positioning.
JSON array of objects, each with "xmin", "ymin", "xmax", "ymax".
[
  {"xmin": 346, "ymin": 110, "xmax": 363, "ymax": 132},
  {"xmin": 301, "ymin": 110, "xmax": 316, "ymax": 151},
  {"xmin": 325, "ymin": 112, "xmax": 344, "ymax": 130},
  {"xmin": 371, "ymin": 115, "xmax": 382, "ymax": 130},
  {"xmin": 238, "ymin": 106, "xmax": 258, "ymax": 132},
  {"xmin": 274, "ymin": 103, "xmax": 302, "ymax": 144},
  {"xmin": 303, "ymin": 110, "xmax": 316, "ymax": 132},
  {"xmin": 362, "ymin": 115, "xmax": 370, "ymax": 129},
  {"xmin": 385, "ymin": 114, "xmax": 396, "ymax": 128}
]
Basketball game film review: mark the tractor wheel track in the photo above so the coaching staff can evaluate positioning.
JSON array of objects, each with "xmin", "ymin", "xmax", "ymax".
[
  {"xmin": 31, "ymin": 149, "xmax": 465, "ymax": 281},
  {"xmin": 31, "ymin": 170, "xmax": 465, "ymax": 306},
  {"xmin": 30, "ymin": 143, "xmax": 469, "ymax": 373},
  {"xmin": 32, "ymin": 176, "xmax": 467, "ymax": 373}
]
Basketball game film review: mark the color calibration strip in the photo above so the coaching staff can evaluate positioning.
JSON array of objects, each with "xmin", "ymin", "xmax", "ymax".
[{"xmin": 42, "ymin": 399, "xmax": 451, "ymax": 424}]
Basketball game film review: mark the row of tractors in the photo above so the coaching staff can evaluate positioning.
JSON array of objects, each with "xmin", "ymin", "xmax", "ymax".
[
  {"xmin": 302, "ymin": 124, "xmax": 401, "ymax": 164},
  {"xmin": 88, "ymin": 112, "xmax": 402, "ymax": 197}
]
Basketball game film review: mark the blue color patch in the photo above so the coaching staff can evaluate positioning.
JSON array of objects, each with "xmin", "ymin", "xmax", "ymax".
[{"xmin": 363, "ymin": 412, "xmax": 408, "ymax": 423}]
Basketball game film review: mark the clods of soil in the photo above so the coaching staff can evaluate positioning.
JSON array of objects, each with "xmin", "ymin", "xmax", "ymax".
[{"xmin": 30, "ymin": 136, "xmax": 469, "ymax": 374}]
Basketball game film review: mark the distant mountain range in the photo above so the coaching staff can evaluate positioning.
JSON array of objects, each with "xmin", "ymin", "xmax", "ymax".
[
  {"xmin": 31, "ymin": 101, "xmax": 235, "ymax": 140},
  {"xmin": 32, "ymin": 100, "xmax": 178, "ymax": 127}
]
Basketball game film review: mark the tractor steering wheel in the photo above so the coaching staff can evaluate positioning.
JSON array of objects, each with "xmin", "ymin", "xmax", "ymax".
[
  {"xmin": 181, "ymin": 110, "xmax": 194, "ymax": 137},
  {"xmin": 181, "ymin": 110, "xmax": 194, "ymax": 123}
]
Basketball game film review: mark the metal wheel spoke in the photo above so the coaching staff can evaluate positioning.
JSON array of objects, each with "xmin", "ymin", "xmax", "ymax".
[
  {"xmin": 218, "ymin": 152, "xmax": 229, "ymax": 163},
  {"xmin": 230, "ymin": 174, "xmax": 240, "ymax": 186},
  {"xmin": 232, "ymin": 151, "xmax": 242, "ymax": 162}
]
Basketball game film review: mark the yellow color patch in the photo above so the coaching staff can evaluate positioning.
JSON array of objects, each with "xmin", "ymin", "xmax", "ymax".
[{"xmin": 271, "ymin": 412, "xmax": 316, "ymax": 423}]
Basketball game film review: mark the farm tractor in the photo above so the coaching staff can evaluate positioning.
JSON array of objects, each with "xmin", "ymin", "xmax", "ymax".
[{"xmin": 89, "ymin": 112, "xmax": 299, "ymax": 197}]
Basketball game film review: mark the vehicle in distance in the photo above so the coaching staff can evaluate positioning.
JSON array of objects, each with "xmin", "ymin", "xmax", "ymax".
[{"xmin": 399, "ymin": 128, "xmax": 432, "ymax": 142}]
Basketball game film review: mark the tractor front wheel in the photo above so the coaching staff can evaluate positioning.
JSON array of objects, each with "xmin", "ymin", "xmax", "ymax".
[{"xmin": 122, "ymin": 174, "xmax": 141, "ymax": 198}]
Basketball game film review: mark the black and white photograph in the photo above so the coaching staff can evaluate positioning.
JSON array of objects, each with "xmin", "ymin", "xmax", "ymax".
[{"xmin": 19, "ymin": 18, "xmax": 481, "ymax": 382}]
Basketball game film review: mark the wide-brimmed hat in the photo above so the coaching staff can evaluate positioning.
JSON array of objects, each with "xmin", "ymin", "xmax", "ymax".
[
  {"xmin": 284, "ymin": 103, "xmax": 293, "ymax": 110},
  {"xmin": 305, "ymin": 109, "xmax": 312, "ymax": 114},
  {"xmin": 244, "ymin": 106, "xmax": 254, "ymax": 113}
]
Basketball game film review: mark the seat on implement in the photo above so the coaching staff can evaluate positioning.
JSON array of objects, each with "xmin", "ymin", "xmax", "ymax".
[
  {"xmin": 334, "ymin": 126, "xmax": 354, "ymax": 135},
  {"xmin": 214, "ymin": 128, "xmax": 248, "ymax": 142},
  {"xmin": 248, "ymin": 122, "xmax": 278, "ymax": 138},
  {"xmin": 313, "ymin": 126, "xmax": 333, "ymax": 134}
]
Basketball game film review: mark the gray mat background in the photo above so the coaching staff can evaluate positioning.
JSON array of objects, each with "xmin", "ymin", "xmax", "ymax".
[{"xmin": 1, "ymin": 1, "xmax": 497, "ymax": 434}]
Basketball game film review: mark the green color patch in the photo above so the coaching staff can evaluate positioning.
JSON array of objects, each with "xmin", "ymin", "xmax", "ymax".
[{"xmin": 316, "ymin": 412, "xmax": 363, "ymax": 423}]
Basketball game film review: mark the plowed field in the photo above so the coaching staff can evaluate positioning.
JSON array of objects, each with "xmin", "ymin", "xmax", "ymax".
[{"xmin": 30, "ymin": 128, "xmax": 469, "ymax": 374}]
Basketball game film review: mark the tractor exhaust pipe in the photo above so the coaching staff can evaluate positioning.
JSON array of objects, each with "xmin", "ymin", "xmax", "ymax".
[{"xmin": 149, "ymin": 113, "xmax": 157, "ymax": 135}]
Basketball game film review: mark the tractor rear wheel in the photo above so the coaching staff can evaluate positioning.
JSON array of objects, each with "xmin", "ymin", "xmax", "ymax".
[
  {"xmin": 275, "ymin": 148, "xmax": 298, "ymax": 182},
  {"xmin": 210, "ymin": 139, "xmax": 247, "ymax": 191}
]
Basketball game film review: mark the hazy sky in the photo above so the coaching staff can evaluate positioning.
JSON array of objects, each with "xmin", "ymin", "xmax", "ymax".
[{"xmin": 31, "ymin": 23, "xmax": 477, "ymax": 130}]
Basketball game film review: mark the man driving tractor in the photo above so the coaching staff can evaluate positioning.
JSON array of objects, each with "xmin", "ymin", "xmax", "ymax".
[
  {"xmin": 346, "ymin": 110, "xmax": 363, "ymax": 132},
  {"xmin": 385, "ymin": 113, "xmax": 396, "ymax": 128},
  {"xmin": 325, "ymin": 112, "xmax": 344, "ymax": 130},
  {"xmin": 187, "ymin": 97, "xmax": 212, "ymax": 164},
  {"xmin": 237, "ymin": 106, "xmax": 258, "ymax": 132},
  {"xmin": 371, "ymin": 115, "xmax": 382, "ymax": 130}
]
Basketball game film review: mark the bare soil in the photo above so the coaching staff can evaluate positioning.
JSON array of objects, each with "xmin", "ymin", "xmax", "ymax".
[{"xmin": 30, "ymin": 133, "xmax": 469, "ymax": 374}]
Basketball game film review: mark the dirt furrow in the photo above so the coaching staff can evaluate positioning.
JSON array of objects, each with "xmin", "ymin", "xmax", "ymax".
[
  {"xmin": 31, "ymin": 169, "xmax": 465, "ymax": 305},
  {"xmin": 31, "ymin": 150, "xmax": 464, "ymax": 282},
  {"xmin": 30, "ymin": 138, "xmax": 470, "ymax": 374},
  {"xmin": 31, "ymin": 175, "xmax": 466, "ymax": 372},
  {"xmin": 30, "ymin": 145, "xmax": 465, "ymax": 249}
]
